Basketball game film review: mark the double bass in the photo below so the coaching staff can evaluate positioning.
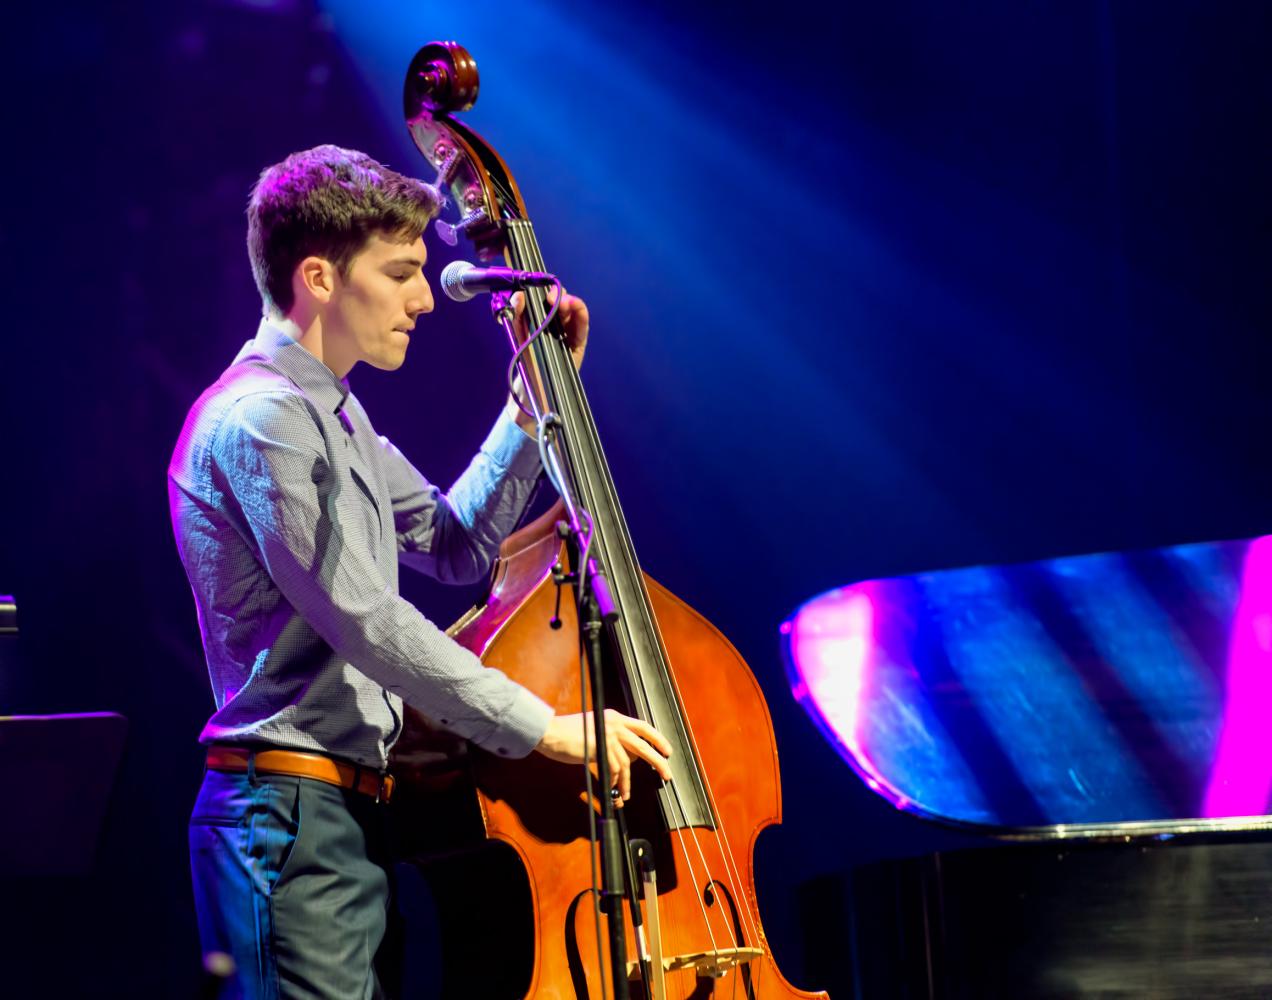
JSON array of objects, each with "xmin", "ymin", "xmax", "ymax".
[{"xmin": 389, "ymin": 41, "xmax": 828, "ymax": 1000}]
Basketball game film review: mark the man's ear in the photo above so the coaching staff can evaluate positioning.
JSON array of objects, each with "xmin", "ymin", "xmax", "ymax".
[{"xmin": 295, "ymin": 256, "xmax": 336, "ymax": 304}]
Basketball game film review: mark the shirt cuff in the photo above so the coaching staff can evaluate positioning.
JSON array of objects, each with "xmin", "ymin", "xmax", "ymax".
[
  {"xmin": 471, "ymin": 685, "xmax": 555, "ymax": 759},
  {"xmin": 482, "ymin": 408, "xmax": 542, "ymax": 479}
]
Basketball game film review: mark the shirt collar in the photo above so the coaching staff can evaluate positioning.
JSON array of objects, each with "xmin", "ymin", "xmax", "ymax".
[{"xmin": 248, "ymin": 318, "xmax": 350, "ymax": 416}]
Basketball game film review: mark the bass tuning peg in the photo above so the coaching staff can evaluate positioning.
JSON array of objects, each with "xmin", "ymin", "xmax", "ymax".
[{"xmin": 434, "ymin": 208, "xmax": 487, "ymax": 247}]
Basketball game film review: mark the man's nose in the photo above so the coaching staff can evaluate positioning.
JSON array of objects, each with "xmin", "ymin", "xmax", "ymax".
[{"xmin": 409, "ymin": 281, "xmax": 434, "ymax": 317}]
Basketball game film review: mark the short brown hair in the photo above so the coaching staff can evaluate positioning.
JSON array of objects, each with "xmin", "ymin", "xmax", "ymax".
[{"xmin": 247, "ymin": 144, "xmax": 440, "ymax": 313}]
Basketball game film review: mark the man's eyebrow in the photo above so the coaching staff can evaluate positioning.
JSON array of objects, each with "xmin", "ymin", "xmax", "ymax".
[{"xmin": 383, "ymin": 256, "xmax": 425, "ymax": 268}]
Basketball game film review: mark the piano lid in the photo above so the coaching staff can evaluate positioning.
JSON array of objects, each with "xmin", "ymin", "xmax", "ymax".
[{"xmin": 782, "ymin": 536, "xmax": 1272, "ymax": 839}]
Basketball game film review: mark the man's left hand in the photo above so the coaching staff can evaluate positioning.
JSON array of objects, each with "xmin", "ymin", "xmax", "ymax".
[
  {"xmin": 511, "ymin": 287, "xmax": 589, "ymax": 369},
  {"xmin": 507, "ymin": 289, "xmax": 589, "ymax": 433}
]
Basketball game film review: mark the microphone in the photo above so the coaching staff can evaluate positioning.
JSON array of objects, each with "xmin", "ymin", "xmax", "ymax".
[{"xmin": 440, "ymin": 260, "xmax": 557, "ymax": 302}]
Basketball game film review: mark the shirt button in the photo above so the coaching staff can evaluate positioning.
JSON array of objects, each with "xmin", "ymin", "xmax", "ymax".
[{"xmin": 496, "ymin": 747, "xmax": 508, "ymax": 756}]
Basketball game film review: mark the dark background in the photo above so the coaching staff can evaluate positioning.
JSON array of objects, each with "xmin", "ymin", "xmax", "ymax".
[{"xmin": 1, "ymin": 1, "xmax": 1269, "ymax": 996}]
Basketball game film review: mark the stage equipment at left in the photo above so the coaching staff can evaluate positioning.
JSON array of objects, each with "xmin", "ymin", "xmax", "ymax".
[{"xmin": 0, "ymin": 597, "xmax": 128, "ymax": 877}]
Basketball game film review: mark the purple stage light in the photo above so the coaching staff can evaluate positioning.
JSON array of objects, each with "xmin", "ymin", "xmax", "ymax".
[{"xmin": 1202, "ymin": 536, "xmax": 1272, "ymax": 818}]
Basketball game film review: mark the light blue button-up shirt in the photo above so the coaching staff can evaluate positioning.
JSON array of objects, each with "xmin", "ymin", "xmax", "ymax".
[{"xmin": 168, "ymin": 320, "xmax": 554, "ymax": 768}]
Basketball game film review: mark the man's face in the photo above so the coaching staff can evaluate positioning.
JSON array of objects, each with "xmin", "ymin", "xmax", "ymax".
[{"xmin": 326, "ymin": 232, "xmax": 434, "ymax": 372}]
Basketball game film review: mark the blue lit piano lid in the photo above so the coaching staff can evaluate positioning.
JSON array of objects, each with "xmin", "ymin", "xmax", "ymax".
[{"xmin": 781, "ymin": 536, "xmax": 1272, "ymax": 837}]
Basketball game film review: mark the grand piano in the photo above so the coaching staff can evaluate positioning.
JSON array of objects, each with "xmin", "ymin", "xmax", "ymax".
[{"xmin": 783, "ymin": 536, "xmax": 1272, "ymax": 998}]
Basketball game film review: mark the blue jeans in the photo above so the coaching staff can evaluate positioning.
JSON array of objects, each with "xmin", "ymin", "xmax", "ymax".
[{"xmin": 189, "ymin": 765, "xmax": 393, "ymax": 999}]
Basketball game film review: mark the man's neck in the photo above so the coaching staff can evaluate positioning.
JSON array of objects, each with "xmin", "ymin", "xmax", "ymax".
[{"xmin": 268, "ymin": 309, "xmax": 355, "ymax": 379}]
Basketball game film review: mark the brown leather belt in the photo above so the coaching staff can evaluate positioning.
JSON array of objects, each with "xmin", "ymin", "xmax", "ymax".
[{"xmin": 205, "ymin": 745, "xmax": 395, "ymax": 803}]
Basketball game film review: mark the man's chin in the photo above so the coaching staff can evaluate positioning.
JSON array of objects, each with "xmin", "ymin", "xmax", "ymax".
[{"xmin": 367, "ymin": 349, "xmax": 408, "ymax": 372}]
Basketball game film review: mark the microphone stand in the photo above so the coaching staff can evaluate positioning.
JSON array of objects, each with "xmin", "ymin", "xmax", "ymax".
[{"xmin": 491, "ymin": 292, "xmax": 633, "ymax": 1000}]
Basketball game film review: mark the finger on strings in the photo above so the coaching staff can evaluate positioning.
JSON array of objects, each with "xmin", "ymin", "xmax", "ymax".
[
  {"xmin": 618, "ymin": 730, "xmax": 674, "ymax": 782},
  {"xmin": 621, "ymin": 716, "xmax": 673, "ymax": 757}
]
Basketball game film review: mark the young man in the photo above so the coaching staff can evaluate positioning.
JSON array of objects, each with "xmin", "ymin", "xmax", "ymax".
[{"xmin": 169, "ymin": 145, "xmax": 671, "ymax": 999}]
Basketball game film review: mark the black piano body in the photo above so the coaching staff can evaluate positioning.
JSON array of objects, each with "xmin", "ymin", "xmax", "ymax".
[{"xmin": 784, "ymin": 536, "xmax": 1272, "ymax": 998}]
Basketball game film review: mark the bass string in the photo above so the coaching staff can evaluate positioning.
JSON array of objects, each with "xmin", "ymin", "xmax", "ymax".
[
  {"xmin": 505, "ymin": 222, "xmax": 699, "ymax": 776},
  {"xmin": 505, "ymin": 221, "xmax": 695, "ymax": 794},
  {"xmin": 504, "ymin": 222, "xmax": 670, "ymax": 736},
  {"xmin": 637, "ymin": 603, "xmax": 764, "ymax": 954},
  {"xmin": 507, "ymin": 225, "xmax": 718, "ymax": 837},
  {"xmin": 504, "ymin": 225, "xmax": 729, "ymax": 962},
  {"xmin": 507, "ymin": 219, "xmax": 762, "ymax": 957},
  {"xmin": 505, "ymin": 220, "xmax": 757, "ymax": 958},
  {"xmin": 511, "ymin": 230, "xmax": 763, "ymax": 956}
]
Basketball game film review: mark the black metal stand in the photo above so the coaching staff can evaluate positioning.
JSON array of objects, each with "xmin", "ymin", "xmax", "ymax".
[{"xmin": 582, "ymin": 592, "xmax": 631, "ymax": 1000}]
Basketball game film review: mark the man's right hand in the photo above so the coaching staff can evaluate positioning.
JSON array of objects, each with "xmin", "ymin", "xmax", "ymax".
[{"xmin": 535, "ymin": 709, "xmax": 673, "ymax": 802}]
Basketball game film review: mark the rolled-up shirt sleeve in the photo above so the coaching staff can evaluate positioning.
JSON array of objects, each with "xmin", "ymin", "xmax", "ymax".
[{"xmin": 211, "ymin": 391, "xmax": 553, "ymax": 758}]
